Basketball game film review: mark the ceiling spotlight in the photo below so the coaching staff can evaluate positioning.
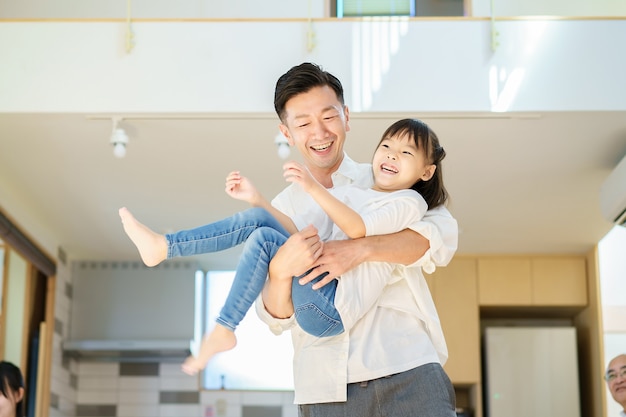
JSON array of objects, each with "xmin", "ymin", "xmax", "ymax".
[
  {"xmin": 110, "ymin": 118, "xmax": 129, "ymax": 158},
  {"xmin": 275, "ymin": 132, "xmax": 290, "ymax": 159}
]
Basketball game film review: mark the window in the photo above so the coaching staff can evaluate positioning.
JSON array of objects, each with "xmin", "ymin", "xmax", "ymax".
[
  {"xmin": 200, "ymin": 271, "xmax": 294, "ymax": 390},
  {"xmin": 333, "ymin": 0, "xmax": 465, "ymax": 17},
  {"xmin": 337, "ymin": 0, "xmax": 414, "ymax": 17}
]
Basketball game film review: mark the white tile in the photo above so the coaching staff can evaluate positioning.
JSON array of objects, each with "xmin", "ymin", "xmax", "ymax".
[
  {"xmin": 201, "ymin": 390, "xmax": 242, "ymax": 405},
  {"xmin": 69, "ymin": 358, "xmax": 79, "ymax": 374},
  {"xmin": 53, "ymin": 382, "xmax": 76, "ymax": 403},
  {"xmin": 78, "ymin": 361, "xmax": 120, "ymax": 376},
  {"xmin": 241, "ymin": 391, "xmax": 284, "ymax": 405},
  {"xmin": 225, "ymin": 404, "xmax": 243, "ymax": 417},
  {"xmin": 119, "ymin": 376, "xmax": 160, "ymax": 390},
  {"xmin": 158, "ymin": 404, "xmax": 201, "ymax": 417},
  {"xmin": 55, "ymin": 293, "xmax": 70, "ymax": 315},
  {"xmin": 52, "ymin": 333, "xmax": 63, "ymax": 350},
  {"xmin": 56, "ymin": 314, "xmax": 70, "ymax": 337},
  {"xmin": 51, "ymin": 363, "xmax": 71, "ymax": 385},
  {"xmin": 118, "ymin": 390, "xmax": 159, "ymax": 405},
  {"xmin": 118, "ymin": 404, "xmax": 160, "ymax": 417},
  {"xmin": 78, "ymin": 375, "xmax": 119, "ymax": 390},
  {"xmin": 52, "ymin": 352, "xmax": 64, "ymax": 372},
  {"xmin": 282, "ymin": 403, "xmax": 298, "ymax": 417},
  {"xmin": 47, "ymin": 408, "xmax": 64, "ymax": 417},
  {"xmin": 57, "ymin": 397, "xmax": 76, "ymax": 415},
  {"xmin": 159, "ymin": 363, "xmax": 189, "ymax": 376},
  {"xmin": 159, "ymin": 375, "xmax": 199, "ymax": 391},
  {"xmin": 76, "ymin": 390, "xmax": 118, "ymax": 404},
  {"xmin": 54, "ymin": 279, "xmax": 67, "ymax": 298}
]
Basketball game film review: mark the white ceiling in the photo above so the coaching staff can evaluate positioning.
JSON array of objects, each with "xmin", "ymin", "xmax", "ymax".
[{"xmin": 0, "ymin": 111, "xmax": 625, "ymax": 270}]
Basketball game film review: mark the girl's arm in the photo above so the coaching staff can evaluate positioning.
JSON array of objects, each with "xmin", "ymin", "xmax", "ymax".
[
  {"xmin": 225, "ymin": 171, "xmax": 299, "ymax": 235},
  {"xmin": 283, "ymin": 162, "xmax": 366, "ymax": 238}
]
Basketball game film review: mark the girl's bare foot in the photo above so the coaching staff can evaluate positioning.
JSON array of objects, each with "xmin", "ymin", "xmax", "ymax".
[
  {"xmin": 118, "ymin": 207, "xmax": 168, "ymax": 267},
  {"xmin": 181, "ymin": 325, "xmax": 237, "ymax": 375}
]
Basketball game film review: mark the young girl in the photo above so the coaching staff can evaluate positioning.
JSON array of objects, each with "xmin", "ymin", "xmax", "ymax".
[
  {"xmin": 0, "ymin": 361, "xmax": 25, "ymax": 417},
  {"xmin": 120, "ymin": 118, "xmax": 449, "ymax": 375}
]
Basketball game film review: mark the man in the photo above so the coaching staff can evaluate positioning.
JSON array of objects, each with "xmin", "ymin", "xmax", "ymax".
[
  {"xmin": 255, "ymin": 63, "xmax": 458, "ymax": 417},
  {"xmin": 606, "ymin": 354, "xmax": 626, "ymax": 416}
]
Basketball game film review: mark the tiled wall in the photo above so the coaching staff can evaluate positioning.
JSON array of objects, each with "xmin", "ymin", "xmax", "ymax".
[
  {"xmin": 49, "ymin": 255, "xmax": 77, "ymax": 417},
  {"xmin": 72, "ymin": 361, "xmax": 297, "ymax": 417},
  {"xmin": 47, "ymin": 257, "xmax": 298, "ymax": 417}
]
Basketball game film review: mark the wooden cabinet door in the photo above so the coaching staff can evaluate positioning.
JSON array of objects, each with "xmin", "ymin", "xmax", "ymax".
[
  {"xmin": 532, "ymin": 257, "xmax": 587, "ymax": 306},
  {"xmin": 477, "ymin": 258, "xmax": 532, "ymax": 306},
  {"xmin": 430, "ymin": 258, "xmax": 481, "ymax": 384}
]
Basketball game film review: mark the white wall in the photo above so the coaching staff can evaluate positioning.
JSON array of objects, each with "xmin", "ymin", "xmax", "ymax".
[
  {"xmin": 1, "ymin": 20, "xmax": 625, "ymax": 114},
  {"xmin": 0, "ymin": 16, "xmax": 625, "ymax": 286},
  {"xmin": 472, "ymin": 0, "xmax": 626, "ymax": 17},
  {"xmin": 1, "ymin": 0, "xmax": 625, "ymax": 18},
  {"xmin": 70, "ymin": 260, "xmax": 196, "ymax": 340},
  {"xmin": 0, "ymin": 0, "xmax": 326, "ymax": 19}
]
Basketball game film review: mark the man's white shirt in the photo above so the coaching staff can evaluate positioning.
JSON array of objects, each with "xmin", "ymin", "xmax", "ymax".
[{"xmin": 256, "ymin": 153, "xmax": 458, "ymax": 404}]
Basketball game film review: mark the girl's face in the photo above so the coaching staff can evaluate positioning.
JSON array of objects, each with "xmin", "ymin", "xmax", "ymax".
[
  {"xmin": 0, "ymin": 383, "xmax": 23, "ymax": 417},
  {"xmin": 371, "ymin": 132, "xmax": 435, "ymax": 192},
  {"xmin": 0, "ymin": 380, "xmax": 24, "ymax": 417}
]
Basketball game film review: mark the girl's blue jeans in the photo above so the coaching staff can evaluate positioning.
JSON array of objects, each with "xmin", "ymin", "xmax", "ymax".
[{"xmin": 165, "ymin": 207, "xmax": 344, "ymax": 338}]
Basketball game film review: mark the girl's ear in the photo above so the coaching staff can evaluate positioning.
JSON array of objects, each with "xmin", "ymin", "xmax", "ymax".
[
  {"xmin": 278, "ymin": 124, "xmax": 295, "ymax": 147},
  {"xmin": 421, "ymin": 164, "xmax": 436, "ymax": 181},
  {"xmin": 16, "ymin": 387, "xmax": 25, "ymax": 402}
]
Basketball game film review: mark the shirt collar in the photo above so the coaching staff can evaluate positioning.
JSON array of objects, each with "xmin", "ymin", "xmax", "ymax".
[{"xmin": 331, "ymin": 153, "xmax": 366, "ymax": 185}]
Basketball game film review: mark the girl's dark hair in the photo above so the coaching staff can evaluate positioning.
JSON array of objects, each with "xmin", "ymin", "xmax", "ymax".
[
  {"xmin": 0, "ymin": 361, "xmax": 25, "ymax": 417},
  {"xmin": 377, "ymin": 118, "xmax": 449, "ymax": 209},
  {"xmin": 274, "ymin": 62, "xmax": 344, "ymax": 122}
]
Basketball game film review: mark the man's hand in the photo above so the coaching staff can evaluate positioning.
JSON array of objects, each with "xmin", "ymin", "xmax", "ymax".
[
  {"xmin": 297, "ymin": 230, "xmax": 430, "ymax": 290},
  {"xmin": 264, "ymin": 225, "xmax": 323, "ymax": 318},
  {"xmin": 271, "ymin": 224, "xmax": 323, "ymax": 278},
  {"xmin": 298, "ymin": 238, "xmax": 367, "ymax": 290}
]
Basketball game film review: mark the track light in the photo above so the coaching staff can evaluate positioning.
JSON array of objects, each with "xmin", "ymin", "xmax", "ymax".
[
  {"xmin": 110, "ymin": 118, "xmax": 129, "ymax": 158},
  {"xmin": 275, "ymin": 132, "xmax": 290, "ymax": 159}
]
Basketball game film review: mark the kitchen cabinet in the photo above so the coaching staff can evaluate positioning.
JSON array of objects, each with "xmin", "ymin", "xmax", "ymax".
[
  {"xmin": 532, "ymin": 257, "xmax": 587, "ymax": 306},
  {"xmin": 477, "ymin": 257, "xmax": 532, "ymax": 305},
  {"xmin": 427, "ymin": 257, "xmax": 481, "ymax": 383},
  {"xmin": 426, "ymin": 257, "xmax": 482, "ymax": 416},
  {"xmin": 477, "ymin": 256, "xmax": 587, "ymax": 306},
  {"xmin": 423, "ymin": 254, "xmax": 593, "ymax": 417}
]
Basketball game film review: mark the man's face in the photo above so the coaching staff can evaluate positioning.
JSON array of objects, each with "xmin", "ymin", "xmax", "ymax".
[
  {"xmin": 606, "ymin": 354, "xmax": 626, "ymax": 409},
  {"xmin": 279, "ymin": 86, "xmax": 350, "ymax": 181}
]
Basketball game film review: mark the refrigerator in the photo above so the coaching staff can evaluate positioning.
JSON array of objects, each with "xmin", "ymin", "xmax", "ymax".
[{"xmin": 483, "ymin": 326, "xmax": 581, "ymax": 417}]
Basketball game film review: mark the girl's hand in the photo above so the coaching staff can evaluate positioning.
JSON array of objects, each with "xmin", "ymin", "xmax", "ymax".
[
  {"xmin": 282, "ymin": 161, "xmax": 320, "ymax": 193},
  {"xmin": 225, "ymin": 171, "xmax": 261, "ymax": 204}
]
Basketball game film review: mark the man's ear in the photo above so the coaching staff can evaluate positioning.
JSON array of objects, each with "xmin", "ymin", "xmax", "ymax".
[
  {"xmin": 278, "ymin": 124, "xmax": 294, "ymax": 146},
  {"xmin": 344, "ymin": 105, "xmax": 351, "ymax": 133},
  {"xmin": 421, "ymin": 165, "xmax": 436, "ymax": 181}
]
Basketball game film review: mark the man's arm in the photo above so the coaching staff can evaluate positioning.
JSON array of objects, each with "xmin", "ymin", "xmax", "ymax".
[
  {"xmin": 262, "ymin": 219, "xmax": 428, "ymax": 316},
  {"xmin": 302, "ymin": 229, "xmax": 427, "ymax": 289},
  {"xmin": 301, "ymin": 205, "xmax": 458, "ymax": 289}
]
